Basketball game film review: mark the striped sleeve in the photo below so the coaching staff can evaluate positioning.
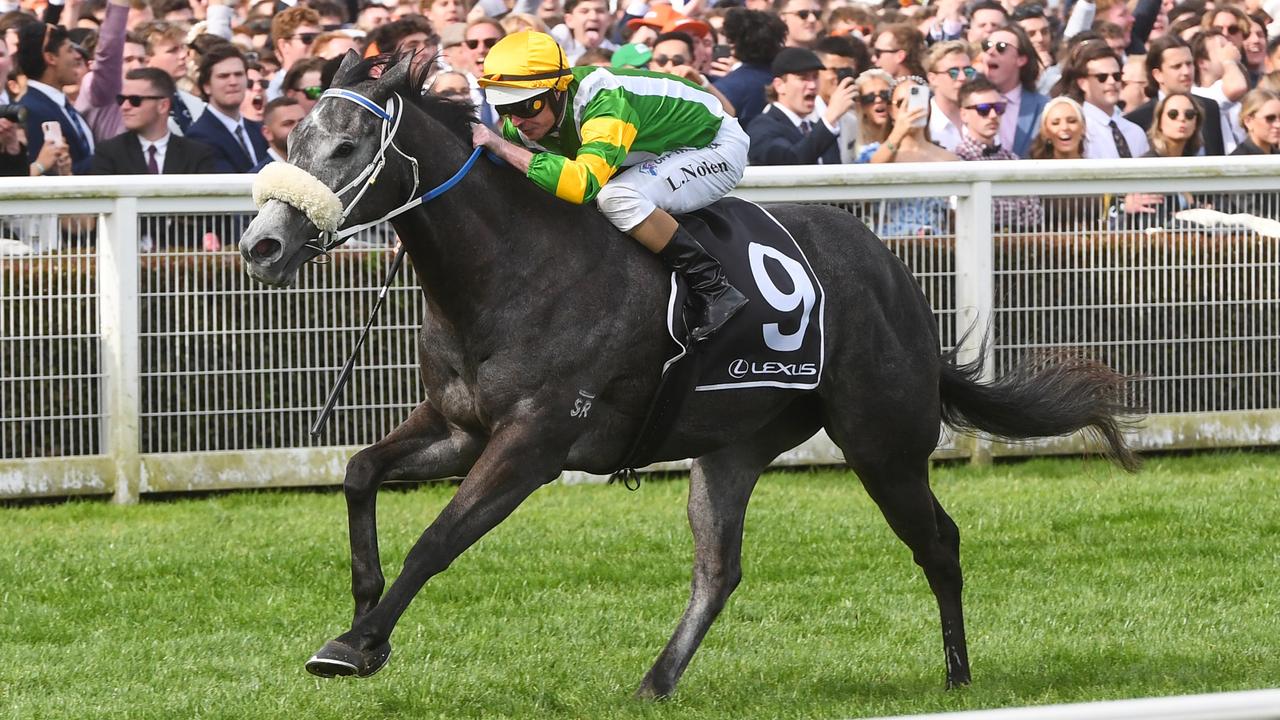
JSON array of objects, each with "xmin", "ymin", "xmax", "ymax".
[{"xmin": 527, "ymin": 89, "xmax": 639, "ymax": 205}]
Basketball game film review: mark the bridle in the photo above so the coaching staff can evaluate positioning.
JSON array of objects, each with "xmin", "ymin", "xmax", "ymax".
[{"xmin": 298, "ymin": 87, "xmax": 483, "ymax": 262}]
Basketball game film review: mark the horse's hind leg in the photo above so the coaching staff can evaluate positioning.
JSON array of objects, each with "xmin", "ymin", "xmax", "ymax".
[
  {"xmin": 637, "ymin": 408, "xmax": 821, "ymax": 699},
  {"xmin": 342, "ymin": 401, "xmax": 483, "ymax": 620},
  {"xmin": 847, "ymin": 451, "xmax": 969, "ymax": 689}
]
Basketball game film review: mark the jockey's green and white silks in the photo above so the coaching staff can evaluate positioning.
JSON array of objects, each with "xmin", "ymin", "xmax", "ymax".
[{"xmin": 500, "ymin": 66, "xmax": 729, "ymax": 205}]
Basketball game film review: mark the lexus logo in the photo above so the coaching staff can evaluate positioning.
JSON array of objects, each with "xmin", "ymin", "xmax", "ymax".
[{"xmin": 728, "ymin": 359, "xmax": 750, "ymax": 378}]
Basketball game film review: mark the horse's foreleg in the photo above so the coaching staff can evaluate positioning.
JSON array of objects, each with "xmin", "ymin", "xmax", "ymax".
[
  {"xmin": 636, "ymin": 450, "xmax": 760, "ymax": 699},
  {"xmin": 307, "ymin": 421, "xmax": 562, "ymax": 679},
  {"xmin": 343, "ymin": 401, "xmax": 484, "ymax": 621}
]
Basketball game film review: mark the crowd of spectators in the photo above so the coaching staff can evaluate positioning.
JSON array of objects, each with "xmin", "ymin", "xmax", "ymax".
[{"xmin": 1, "ymin": 0, "xmax": 1279, "ymax": 238}]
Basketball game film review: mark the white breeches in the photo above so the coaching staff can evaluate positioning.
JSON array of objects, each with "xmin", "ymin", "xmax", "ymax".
[{"xmin": 594, "ymin": 117, "xmax": 750, "ymax": 233}]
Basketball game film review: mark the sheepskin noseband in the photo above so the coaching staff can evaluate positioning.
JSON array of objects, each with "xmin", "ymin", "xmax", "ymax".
[{"xmin": 252, "ymin": 161, "xmax": 344, "ymax": 234}]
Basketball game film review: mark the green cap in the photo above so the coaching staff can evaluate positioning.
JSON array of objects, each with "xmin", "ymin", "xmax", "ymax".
[{"xmin": 611, "ymin": 42, "xmax": 653, "ymax": 69}]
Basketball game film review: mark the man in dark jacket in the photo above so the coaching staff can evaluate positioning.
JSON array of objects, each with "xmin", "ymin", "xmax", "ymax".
[
  {"xmin": 186, "ymin": 44, "xmax": 269, "ymax": 172},
  {"xmin": 92, "ymin": 68, "xmax": 217, "ymax": 175},
  {"xmin": 1124, "ymin": 35, "xmax": 1226, "ymax": 155},
  {"xmin": 746, "ymin": 48, "xmax": 856, "ymax": 165}
]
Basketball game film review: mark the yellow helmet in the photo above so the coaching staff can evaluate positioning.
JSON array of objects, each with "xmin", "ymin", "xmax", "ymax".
[{"xmin": 478, "ymin": 31, "xmax": 573, "ymax": 106}]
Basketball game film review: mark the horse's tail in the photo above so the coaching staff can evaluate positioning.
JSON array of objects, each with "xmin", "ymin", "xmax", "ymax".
[{"xmin": 938, "ymin": 344, "xmax": 1141, "ymax": 472}]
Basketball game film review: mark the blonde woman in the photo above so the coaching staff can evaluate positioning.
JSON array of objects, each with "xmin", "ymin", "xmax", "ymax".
[
  {"xmin": 852, "ymin": 69, "xmax": 895, "ymax": 162},
  {"xmin": 1232, "ymin": 88, "xmax": 1280, "ymax": 155},
  {"xmin": 1029, "ymin": 96, "xmax": 1086, "ymax": 159}
]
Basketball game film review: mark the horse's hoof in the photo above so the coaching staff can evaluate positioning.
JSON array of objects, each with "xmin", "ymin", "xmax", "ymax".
[{"xmin": 305, "ymin": 639, "xmax": 392, "ymax": 679}]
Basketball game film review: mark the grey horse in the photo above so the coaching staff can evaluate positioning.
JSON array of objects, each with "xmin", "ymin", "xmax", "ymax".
[{"xmin": 239, "ymin": 52, "xmax": 1137, "ymax": 697}]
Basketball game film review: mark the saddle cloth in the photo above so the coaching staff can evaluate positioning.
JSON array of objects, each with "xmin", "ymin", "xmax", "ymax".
[
  {"xmin": 666, "ymin": 197, "xmax": 826, "ymax": 391},
  {"xmin": 610, "ymin": 197, "xmax": 825, "ymax": 473}
]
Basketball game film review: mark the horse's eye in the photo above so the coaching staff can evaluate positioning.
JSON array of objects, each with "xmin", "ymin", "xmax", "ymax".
[{"xmin": 334, "ymin": 141, "xmax": 356, "ymax": 158}]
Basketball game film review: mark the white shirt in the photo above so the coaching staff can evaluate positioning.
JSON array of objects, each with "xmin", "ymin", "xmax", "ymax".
[
  {"xmin": 928, "ymin": 97, "xmax": 962, "ymax": 152},
  {"xmin": 26, "ymin": 79, "xmax": 95, "ymax": 153},
  {"xmin": 204, "ymin": 103, "xmax": 258, "ymax": 164},
  {"xmin": 814, "ymin": 95, "xmax": 859, "ymax": 163},
  {"xmin": 139, "ymin": 132, "xmax": 170, "ymax": 173},
  {"xmin": 1193, "ymin": 81, "xmax": 1242, "ymax": 153},
  {"xmin": 1082, "ymin": 100, "xmax": 1148, "ymax": 158}
]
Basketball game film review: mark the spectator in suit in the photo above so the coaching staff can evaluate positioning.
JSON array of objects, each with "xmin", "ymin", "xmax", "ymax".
[
  {"xmin": 15, "ymin": 22, "xmax": 94, "ymax": 174},
  {"xmin": 91, "ymin": 67, "xmax": 217, "ymax": 174},
  {"xmin": 252, "ymin": 96, "xmax": 305, "ymax": 170},
  {"xmin": 267, "ymin": 6, "xmax": 322, "ymax": 100},
  {"xmin": 186, "ymin": 44, "xmax": 268, "ymax": 172},
  {"xmin": 1124, "ymin": 35, "xmax": 1225, "ymax": 155},
  {"xmin": 977, "ymin": 24, "xmax": 1048, "ymax": 158},
  {"xmin": 1054, "ymin": 40, "xmax": 1149, "ymax": 158},
  {"xmin": 746, "ymin": 47, "xmax": 856, "ymax": 165},
  {"xmin": 713, "ymin": 8, "xmax": 787, "ymax": 127}
]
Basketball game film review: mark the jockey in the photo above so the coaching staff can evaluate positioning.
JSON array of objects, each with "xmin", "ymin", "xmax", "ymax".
[{"xmin": 472, "ymin": 30, "xmax": 749, "ymax": 343}]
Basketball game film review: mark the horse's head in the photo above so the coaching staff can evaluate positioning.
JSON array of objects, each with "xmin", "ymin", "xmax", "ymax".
[{"xmin": 239, "ymin": 51, "xmax": 428, "ymax": 287}]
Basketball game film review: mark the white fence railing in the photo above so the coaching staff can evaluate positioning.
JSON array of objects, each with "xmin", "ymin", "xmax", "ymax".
[{"xmin": 3, "ymin": 156, "xmax": 1280, "ymax": 501}]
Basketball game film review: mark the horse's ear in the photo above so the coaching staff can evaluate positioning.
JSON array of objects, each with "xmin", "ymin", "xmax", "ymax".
[
  {"xmin": 377, "ymin": 51, "xmax": 414, "ymax": 93},
  {"xmin": 332, "ymin": 49, "xmax": 363, "ymax": 87}
]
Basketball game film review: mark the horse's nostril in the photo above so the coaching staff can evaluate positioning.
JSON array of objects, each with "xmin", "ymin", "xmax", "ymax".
[{"xmin": 251, "ymin": 237, "xmax": 283, "ymax": 261}]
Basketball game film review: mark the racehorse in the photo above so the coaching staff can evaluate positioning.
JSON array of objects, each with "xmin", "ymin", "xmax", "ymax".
[{"xmin": 239, "ymin": 52, "xmax": 1138, "ymax": 697}]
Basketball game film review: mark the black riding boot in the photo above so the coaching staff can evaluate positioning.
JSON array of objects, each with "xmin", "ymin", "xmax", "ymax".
[{"xmin": 658, "ymin": 227, "xmax": 748, "ymax": 342}]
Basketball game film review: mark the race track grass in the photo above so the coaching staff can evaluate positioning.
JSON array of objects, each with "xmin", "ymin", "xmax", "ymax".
[{"xmin": 1, "ymin": 451, "xmax": 1277, "ymax": 720}]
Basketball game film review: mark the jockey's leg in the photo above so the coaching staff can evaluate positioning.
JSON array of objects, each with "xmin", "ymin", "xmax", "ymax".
[
  {"xmin": 633, "ymin": 208, "xmax": 748, "ymax": 342},
  {"xmin": 596, "ymin": 118, "xmax": 752, "ymax": 342}
]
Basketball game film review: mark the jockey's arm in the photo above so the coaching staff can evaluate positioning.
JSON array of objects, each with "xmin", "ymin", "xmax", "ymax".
[
  {"xmin": 472, "ymin": 123, "xmax": 535, "ymax": 174},
  {"xmin": 473, "ymin": 103, "xmax": 640, "ymax": 206}
]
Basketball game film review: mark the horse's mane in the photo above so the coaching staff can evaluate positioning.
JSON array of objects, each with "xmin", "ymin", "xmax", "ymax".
[{"xmin": 334, "ymin": 52, "xmax": 478, "ymax": 142}]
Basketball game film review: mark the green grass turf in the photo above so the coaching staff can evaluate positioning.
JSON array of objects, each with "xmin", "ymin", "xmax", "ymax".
[{"xmin": 1, "ymin": 451, "xmax": 1277, "ymax": 719}]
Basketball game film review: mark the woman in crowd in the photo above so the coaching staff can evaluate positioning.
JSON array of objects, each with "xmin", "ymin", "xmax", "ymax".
[
  {"xmin": 1127, "ymin": 92, "xmax": 1210, "ymax": 225},
  {"xmin": 1029, "ymin": 96, "xmax": 1086, "ymax": 159},
  {"xmin": 851, "ymin": 68, "xmax": 894, "ymax": 161},
  {"xmin": 1029, "ymin": 97, "xmax": 1103, "ymax": 227},
  {"xmin": 856, "ymin": 76, "xmax": 955, "ymax": 236},
  {"xmin": 1232, "ymin": 88, "xmax": 1280, "ymax": 155},
  {"xmin": 1144, "ymin": 91, "xmax": 1204, "ymax": 158}
]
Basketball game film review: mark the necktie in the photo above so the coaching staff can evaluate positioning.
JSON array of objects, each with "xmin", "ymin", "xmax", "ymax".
[
  {"xmin": 234, "ymin": 124, "xmax": 254, "ymax": 164},
  {"xmin": 480, "ymin": 101, "xmax": 495, "ymax": 128},
  {"xmin": 1109, "ymin": 120, "xmax": 1132, "ymax": 159},
  {"xmin": 147, "ymin": 144, "xmax": 159, "ymax": 174},
  {"xmin": 171, "ymin": 92, "xmax": 193, "ymax": 134},
  {"xmin": 799, "ymin": 120, "xmax": 812, "ymax": 136},
  {"xmin": 63, "ymin": 100, "xmax": 88, "ymax": 152}
]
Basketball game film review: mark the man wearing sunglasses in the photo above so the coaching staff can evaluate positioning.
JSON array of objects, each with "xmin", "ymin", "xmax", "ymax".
[
  {"xmin": 978, "ymin": 26, "xmax": 1049, "ymax": 158},
  {"xmin": 267, "ymin": 6, "xmax": 322, "ymax": 101},
  {"xmin": 954, "ymin": 76, "xmax": 1043, "ymax": 228},
  {"xmin": 1060, "ymin": 42, "xmax": 1148, "ymax": 158},
  {"xmin": 283, "ymin": 57, "xmax": 325, "ymax": 114},
  {"xmin": 474, "ymin": 31, "xmax": 750, "ymax": 343},
  {"xmin": 462, "ymin": 19, "xmax": 506, "ymax": 129},
  {"xmin": 924, "ymin": 40, "xmax": 975, "ymax": 152},
  {"xmin": 92, "ymin": 67, "xmax": 216, "ymax": 175}
]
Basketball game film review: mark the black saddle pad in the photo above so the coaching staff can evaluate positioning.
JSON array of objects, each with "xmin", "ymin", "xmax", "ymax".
[
  {"xmin": 612, "ymin": 198, "xmax": 826, "ymax": 472},
  {"xmin": 668, "ymin": 197, "xmax": 826, "ymax": 391}
]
